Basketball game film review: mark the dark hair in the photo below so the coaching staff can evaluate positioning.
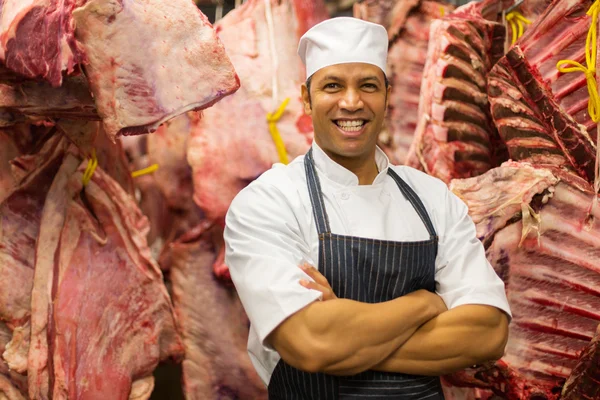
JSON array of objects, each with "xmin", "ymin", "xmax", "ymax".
[{"xmin": 305, "ymin": 73, "xmax": 390, "ymax": 103}]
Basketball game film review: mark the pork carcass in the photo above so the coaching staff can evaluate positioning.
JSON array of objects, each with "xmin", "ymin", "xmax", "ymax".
[
  {"xmin": 488, "ymin": 0, "xmax": 597, "ymax": 183},
  {"xmin": 163, "ymin": 222, "xmax": 267, "ymax": 399},
  {"xmin": 355, "ymin": 0, "xmax": 454, "ymax": 164},
  {"xmin": 187, "ymin": 0, "xmax": 328, "ymax": 223},
  {"xmin": 26, "ymin": 144, "xmax": 183, "ymax": 399},
  {"xmin": 448, "ymin": 163, "xmax": 600, "ymax": 399},
  {"xmin": 405, "ymin": 0, "xmax": 509, "ymax": 183},
  {"xmin": 71, "ymin": 0, "xmax": 240, "ymax": 140}
]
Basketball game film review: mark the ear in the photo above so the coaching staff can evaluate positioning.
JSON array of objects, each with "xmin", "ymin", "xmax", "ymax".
[{"xmin": 301, "ymin": 83, "xmax": 312, "ymax": 116}]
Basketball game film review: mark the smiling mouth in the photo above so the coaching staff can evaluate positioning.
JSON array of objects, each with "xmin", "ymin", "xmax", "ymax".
[{"xmin": 333, "ymin": 119, "xmax": 367, "ymax": 132}]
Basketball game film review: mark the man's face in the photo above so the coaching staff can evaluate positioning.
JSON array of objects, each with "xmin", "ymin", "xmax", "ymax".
[{"xmin": 301, "ymin": 63, "xmax": 391, "ymax": 161}]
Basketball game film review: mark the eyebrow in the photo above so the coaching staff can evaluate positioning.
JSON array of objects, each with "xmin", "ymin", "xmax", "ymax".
[
  {"xmin": 319, "ymin": 75, "xmax": 382, "ymax": 84},
  {"xmin": 358, "ymin": 76, "xmax": 381, "ymax": 84}
]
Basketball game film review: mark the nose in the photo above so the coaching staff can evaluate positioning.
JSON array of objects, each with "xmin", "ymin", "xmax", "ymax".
[{"xmin": 338, "ymin": 88, "xmax": 364, "ymax": 112}]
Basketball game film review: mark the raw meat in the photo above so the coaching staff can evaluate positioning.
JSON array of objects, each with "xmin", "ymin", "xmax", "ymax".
[
  {"xmin": 165, "ymin": 222, "xmax": 267, "ymax": 400},
  {"xmin": 0, "ymin": 322, "xmax": 27, "ymax": 400},
  {"xmin": 0, "ymin": 75, "xmax": 97, "ymax": 127},
  {"xmin": 561, "ymin": 323, "xmax": 600, "ymax": 399},
  {"xmin": 121, "ymin": 120, "xmax": 204, "ymax": 259},
  {"xmin": 71, "ymin": 0, "xmax": 240, "ymax": 140},
  {"xmin": 147, "ymin": 113, "xmax": 199, "ymax": 212},
  {"xmin": 0, "ymin": 0, "xmax": 83, "ymax": 87},
  {"xmin": 488, "ymin": 0, "xmax": 597, "ymax": 183},
  {"xmin": 27, "ymin": 152, "xmax": 183, "ymax": 399},
  {"xmin": 188, "ymin": 0, "xmax": 327, "ymax": 223},
  {"xmin": 0, "ymin": 134, "xmax": 66, "ymax": 328},
  {"xmin": 357, "ymin": 0, "xmax": 454, "ymax": 164},
  {"xmin": 405, "ymin": 0, "xmax": 508, "ymax": 183},
  {"xmin": 0, "ymin": 129, "xmax": 20, "ymax": 201},
  {"xmin": 448, "ymin": 163, "xmax": 600, "ymax": 399},
  {"xmin": 353, "ymin": 0, "xmax": 420, "ymax": 40}
]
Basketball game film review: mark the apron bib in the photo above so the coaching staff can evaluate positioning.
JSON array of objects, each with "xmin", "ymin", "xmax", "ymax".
[{"xmin": 268, "ymin": 149, "xmax": 444, "ymax": 400}]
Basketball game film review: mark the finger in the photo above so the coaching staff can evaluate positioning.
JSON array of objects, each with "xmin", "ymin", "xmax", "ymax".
[
  {"xmin": 300, "ymin": 264, "xmax": 330, "ymax": 287},
  {"xmin": 299, "ymin": 279, "xmax": 337, "ymax": 300}
]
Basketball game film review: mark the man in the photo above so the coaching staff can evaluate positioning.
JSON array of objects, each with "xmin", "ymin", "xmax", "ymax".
[{"xmin": 224, "ymin": 17, "xmax": 511, "ymax": 399}]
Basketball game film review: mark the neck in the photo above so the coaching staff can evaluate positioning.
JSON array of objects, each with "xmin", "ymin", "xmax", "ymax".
[{"xmin": 323, "ymin": 148, "xmax": 379, "ymax": 185}]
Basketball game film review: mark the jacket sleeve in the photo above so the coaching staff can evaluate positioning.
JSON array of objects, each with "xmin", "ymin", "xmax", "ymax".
[
  {"xmin": 435, "ymin": 187, "xmax": 512, "ymax": 320},
  {"xmin": 224, "ymin": 180, "xmax": 322, "ymax": 348}
]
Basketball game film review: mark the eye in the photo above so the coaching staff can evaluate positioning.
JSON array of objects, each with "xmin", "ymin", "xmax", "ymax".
[
  {"xmin": 324, "ymin": 83, "xmax": 340, "ymax": 90},
  {"xmin": 362, "ymin": 83, "xmax": 378, "ymax": 90}
]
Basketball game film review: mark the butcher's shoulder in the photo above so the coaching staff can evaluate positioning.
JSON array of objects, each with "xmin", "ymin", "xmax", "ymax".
[
  {"xmin": 255, "ymin": 154, "xmax": 308, "ymax": 189},
  {"xmin": 388, "ymin": 165, "xmax": 452, "ymax": 212},
  {"xmin": 229, "ymin": 155, "xmax": 308, "ymax": 213}
]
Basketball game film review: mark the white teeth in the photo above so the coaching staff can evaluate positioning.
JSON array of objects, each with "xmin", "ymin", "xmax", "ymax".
[{"xmin": 336, "ymin": 120, "xmax": 365, "ymax": 131}]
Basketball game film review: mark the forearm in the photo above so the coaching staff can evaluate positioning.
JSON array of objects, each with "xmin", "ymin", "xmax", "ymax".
[
  {"xmin": 271, "ymin": 290, "xmax": 443, "ymax": 375},
  {"xmin": 372, "ymin": 305, "xmax": 509, "ymax": 376}
]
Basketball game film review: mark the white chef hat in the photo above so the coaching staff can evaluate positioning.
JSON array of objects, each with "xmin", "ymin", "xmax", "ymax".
[{"xmin": 298, "ymin": 17, "xmax": 388, "ymax": 79}]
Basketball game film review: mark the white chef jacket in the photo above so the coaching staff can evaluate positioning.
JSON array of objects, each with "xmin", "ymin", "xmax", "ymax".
[{"xmin": 224, "ymin": 142, "xmax": 512, "ymax": 386}]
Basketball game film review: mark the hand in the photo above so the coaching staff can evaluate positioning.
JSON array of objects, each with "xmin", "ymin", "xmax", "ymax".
[{"xmin": 299, "ymin": 263, "xmax": 338, "ymax": 301}]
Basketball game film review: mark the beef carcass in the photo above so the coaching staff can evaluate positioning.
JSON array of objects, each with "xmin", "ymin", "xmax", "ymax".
[
  {"xmin": 0, "ymin": 322, "xmax": 26, "ymax": 400},
  {"xmin": 164, "ymin": 222, "xmax": 267, "ymax": 400},
  {"xmin": 71, "ymin": 0, "xmax": 240, "ymax": 140},
  {"xmin": 120, "ymin": 115, "xmax": 205, "ymax": 260},
  {"xmin": 405, "ymin": 0, "xmax": 509, "ymax": 183},
  {"xmin": 27, "ymin": 149, "xmax": 183, "ymax": 399},
  {"xmin": 488, "ymin": 0, "xmax": 597, "ymax": 183},
  {"xmin": 561, "ymin": 323, "xmax": 600, "ymax": 399},
  {"xmin": 0, "ymin": 0, "xmax": 240, "ymax": 140},
  {"xmin": 0, "ymin": 133, "xmax": 66, "ymax": 333},
  {"xmin": 0, "ymin": 0, "xmax": 83, "ymax": 87},
  {"xmin": 0, "ymin": 129, "xmax": 20, "ymax": 200},
  {"xmin": 355, "ymin": 0, "xmax": 454, "ymax": 164},
  {"xmin": 187, "ymin": 0, "xmax": 327, "ymax": 223},
  {"xmin": 448, "ymin": 163, "xmax": 600, "ymax": 399},
  {"xmin": 0, "ymin": 75, "xmax": 97, "ymax": 127}
]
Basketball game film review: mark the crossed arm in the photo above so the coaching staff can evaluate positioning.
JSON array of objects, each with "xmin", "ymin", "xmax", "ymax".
[{"xmin": 267, "ymin": 265, "xmax": 509, "ymax": 377}]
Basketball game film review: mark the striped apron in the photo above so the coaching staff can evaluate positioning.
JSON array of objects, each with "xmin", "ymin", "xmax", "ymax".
[{"xmin": 268, "ymin": 149, "xmax": 444, "ymax": 400}]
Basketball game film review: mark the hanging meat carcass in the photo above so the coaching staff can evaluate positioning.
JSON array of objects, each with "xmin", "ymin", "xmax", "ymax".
[
  {"xmin": 354, "ymin": 0, "xmax": 455, "ymax": 164},
  {"xmin": 448, "ymin": 163, "xmax": 600, "ymax": 400},
  {"xmin": 26, "ymin": 139, "xmax": 183, "ymax": 399},
  {"xmin": 0, "ymin": 0, "xmax": 240, "ymax": 140},
  {"xmin": 488, "ymin": 0, "xmax": 598, "ymax": 182},
  {"xmin": 0, "ymin": 134, "xmax": 67, "ymax": 400},
  {"xmin": 162, "ymin": 222, "xmax": 267, "ymax": 400},
  {"xmin": 405, "ymin": 0, "xmax": 510, "ymax": 184},
  {"xmin": 187, "ymin": 0, "xmax": 328, "ymax": 224}
]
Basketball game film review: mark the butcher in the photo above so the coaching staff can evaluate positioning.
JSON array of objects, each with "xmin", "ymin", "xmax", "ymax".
[{"xmin": 224, "ymin": 17, "xmax": 512, "ymax": 399}]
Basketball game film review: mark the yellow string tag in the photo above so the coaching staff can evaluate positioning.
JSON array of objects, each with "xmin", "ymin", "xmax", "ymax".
[
  {"xmin": 506, "ymin": 11, "xmax": 532, "ymax": 45},
  {"xmin": 439, "ymin": 6, "xmax": 445, "ymax": 17},
  {"xmin": 556, "ymin": 0, "xmax": 600, "ymax": 123},
  {"xmin": 82, "ymin": 149, "xmax": 98, "ymax": 187},
  {"xmin": 266, "ymin": 98, "xmax": 290, "ymax": 165},
  {"xmin": 131, "ymin": 163, "xmax": 159, "ymax": 178}
]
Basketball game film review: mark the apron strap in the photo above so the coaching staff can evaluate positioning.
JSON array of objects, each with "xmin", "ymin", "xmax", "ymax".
[
  {"xmin": 305, "ymin": 148, "xmax": 332, "ymax": 234},
  {"xmin": 387, "ymin": 168, "xmax": 438, "ymax": 240},
  {"xmin": 305, "ymin": 148, "xmax": 438, "ymax": 239}
]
